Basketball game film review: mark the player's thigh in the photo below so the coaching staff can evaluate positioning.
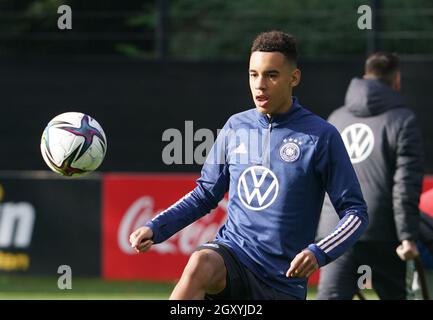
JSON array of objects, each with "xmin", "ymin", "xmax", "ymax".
[
  {"xmin": 197, "ymin": 243, "xmax": 250, "ymax": 299},
  {"xmin": 185, "ymin": 248, "xmax": 227, "ymax": 292}
]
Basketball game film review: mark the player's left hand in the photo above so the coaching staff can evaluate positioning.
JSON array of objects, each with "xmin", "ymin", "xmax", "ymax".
[{"xmin": 286, "ymin": 249, "xmax": 318, "ymax": 278}]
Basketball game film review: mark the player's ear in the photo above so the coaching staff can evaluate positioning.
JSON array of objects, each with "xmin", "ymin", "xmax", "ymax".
[{"xmin": 290, "ymin": 68, "xmax": 301, "ymax": 88}]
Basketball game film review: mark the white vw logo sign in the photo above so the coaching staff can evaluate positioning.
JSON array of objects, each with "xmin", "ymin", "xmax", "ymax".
[
  {"xmin": 341, "ymin": 123, "xmax": 374, "ymax": 164},
  {"xmin": 237, "ymin": 165, "xmax": 279, "ymax": 211}
]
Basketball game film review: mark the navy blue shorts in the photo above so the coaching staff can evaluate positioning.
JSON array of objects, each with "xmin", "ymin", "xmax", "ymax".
[{"xmin": 195, "ymin": 241, "xmax": 298, "ymax": 300}]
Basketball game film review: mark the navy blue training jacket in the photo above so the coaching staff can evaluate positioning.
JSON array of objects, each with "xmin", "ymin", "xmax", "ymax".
[{"xmin": 146, "ymin": 97, "xmax": 368, "ymax": 299}]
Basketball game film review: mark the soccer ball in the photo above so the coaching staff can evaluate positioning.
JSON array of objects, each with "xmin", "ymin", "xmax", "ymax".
[{"xmin": 40, "ymin": 112, "xmax": 107, "ymax": 177}]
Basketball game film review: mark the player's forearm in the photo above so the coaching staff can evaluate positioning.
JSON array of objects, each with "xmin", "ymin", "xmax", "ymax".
[
  {"xmin": 309, "ymin": 210, "xmax": 368, "ymax": 266},
  {"xmin": 144, "ymin": 189, "xmax": 211, "ymax": 244},
  {"xmin": 146, "ymin": 137, "xmax": 229, "ymax": 244},
  {"xmin": 145, "ymin": 175, "xmax": 228, "ymax": 244}
]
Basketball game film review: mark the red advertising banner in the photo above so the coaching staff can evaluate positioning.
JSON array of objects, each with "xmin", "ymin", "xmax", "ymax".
[
  {"xmin": 102, "ymin": 174, "xmax": 227, "ymax": 280},
  {"xmin": 103, "ymin": 174, "xmax": 433, "ymax": 285}
]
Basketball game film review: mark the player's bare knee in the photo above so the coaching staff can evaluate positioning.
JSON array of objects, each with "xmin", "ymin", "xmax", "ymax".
[
  {"xmin": 187, "ymin": 250, "xmax": 219, "ymax": 274},
  {"xmin": 184, "ymin": 250, "xmax": 225, "ymax": 287}
]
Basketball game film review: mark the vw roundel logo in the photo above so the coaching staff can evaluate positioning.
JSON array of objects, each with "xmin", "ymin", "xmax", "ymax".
[
  {"xmin": 237, "ymin": 165, "xmax": 279, "ymax": 211},
  {"xmin": 341, "ymin": 123, "xmax": 374, "ymax": 164}
]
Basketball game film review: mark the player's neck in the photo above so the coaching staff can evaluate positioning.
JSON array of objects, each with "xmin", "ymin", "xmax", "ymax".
[{"xmin": 266, "ymin": 97, "xmax": 293, "ymax": 118}]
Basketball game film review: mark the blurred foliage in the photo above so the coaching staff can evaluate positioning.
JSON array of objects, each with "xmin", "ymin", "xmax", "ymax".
[
  {"xmin": 164, "ymin": 0, "xmax": 433, "ymax": 59},
  {"xmin": 0, "ymin": 0, "xmax": 153, "ymax": 56},
  {"xmin": 0, "ymin": 0, "xmax": 432, "ymax": 58},
  {"xmin": 167, "ymin": 0, "xmax": 365, "ymax": 59}
]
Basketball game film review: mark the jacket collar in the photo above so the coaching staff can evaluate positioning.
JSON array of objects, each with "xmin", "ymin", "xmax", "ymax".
[{"xmin": 255, "ymin": 96, "xmax": 302, "ymax": 128}]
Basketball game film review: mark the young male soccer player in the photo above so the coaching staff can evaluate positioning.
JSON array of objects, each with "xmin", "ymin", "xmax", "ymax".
[{"xmin": 129, "ymin": 31, "xmax": 369, "ymax": 300}]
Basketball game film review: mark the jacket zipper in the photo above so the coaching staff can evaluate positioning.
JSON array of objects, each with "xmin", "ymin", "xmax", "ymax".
[{"xmin": 262, "ymin": 117, "xmax": 272, "ymax": 167}]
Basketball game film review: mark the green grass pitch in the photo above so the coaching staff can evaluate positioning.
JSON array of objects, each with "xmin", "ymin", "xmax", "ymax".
[{"xmin": 0, "ymin": 276, "xmax": 378, "ymax": 300}]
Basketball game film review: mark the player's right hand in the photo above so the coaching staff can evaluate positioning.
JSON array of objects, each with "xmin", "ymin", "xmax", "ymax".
[{"xmin": 129, "ymin": 227, "xmax": 154, "ymax": 253}]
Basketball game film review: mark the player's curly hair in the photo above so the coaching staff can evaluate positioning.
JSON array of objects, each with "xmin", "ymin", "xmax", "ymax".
[{"xmin": 251, "ymin": 31, "xmax": 298, "ymax": 65}]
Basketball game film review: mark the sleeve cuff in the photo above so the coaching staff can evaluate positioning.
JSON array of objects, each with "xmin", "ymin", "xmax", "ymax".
[
  {"xmin": 144, "ymin": 221, "xmax": 157, "ymax": 243},
  {"xmin": 307, "ymin": 244, "xmax": 328, "ymax": 267}
]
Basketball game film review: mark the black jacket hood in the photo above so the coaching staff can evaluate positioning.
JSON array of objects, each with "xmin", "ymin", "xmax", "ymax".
[{"xmin": 345, "ymin": 78, "xmax": 406, "ymax": 117}]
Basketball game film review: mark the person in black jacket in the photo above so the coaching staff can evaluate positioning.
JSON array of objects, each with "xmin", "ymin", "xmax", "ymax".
[{"xmin": 316, "ymin": 52, "xmax": 424, "ymax": 300}]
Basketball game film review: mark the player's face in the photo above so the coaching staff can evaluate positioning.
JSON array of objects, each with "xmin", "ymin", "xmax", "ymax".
[{"xmin": 249, "ymin": 51, "xmax": 301, "ymax": 116}]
